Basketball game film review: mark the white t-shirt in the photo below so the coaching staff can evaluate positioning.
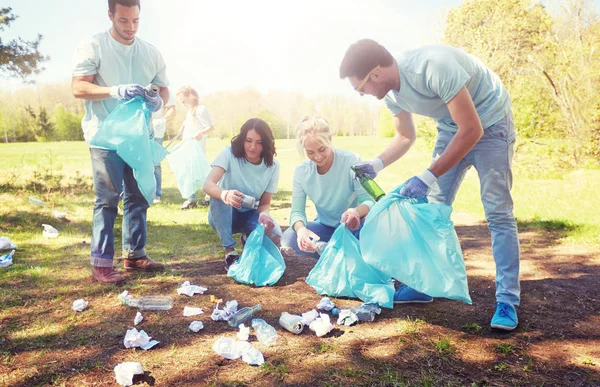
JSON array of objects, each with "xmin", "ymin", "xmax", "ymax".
[
  {"xmin": 151, "ymin": 92, "xmax": 176, "ymax": 139},
  {"xmin": 182, "ymin": 105, "xmax": 214, "ymax": 152}
]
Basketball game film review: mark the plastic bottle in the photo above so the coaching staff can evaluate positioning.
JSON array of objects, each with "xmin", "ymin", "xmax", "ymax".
[
  {"xmin": 251, "ymin": 318, "xmax": 278, "ymax": 345},
  {"xmin": 240, "ymin": 194, "xmax": 259, "ymax": 210},
  {"xmin": 123, "ymin": 296, "xmax": 173, "ymax": 311},
  {"xmin": 315, "ymin": 241, "xmax": 328, "ymax": 255},
  {"xmin": 279, "ymin": 312, "xmax": 304, "ymax": 334},
  {"xmin": 351, "ymin": 166, "xmax": 386, "ymax": 201},
  {"xmin": 29, "ymin": 197, "xmax": 46, "ymax": 207},
  {"xmin": 144, "ymin": 83, "xmax": 159, "ymax": 98},
  {"xmin": 227, "ymin": 304, "xmax": 262, "ymax": 327},
  {"xmin": 353, "ymin": 303, "xmax": 381, "ymax": 322}
]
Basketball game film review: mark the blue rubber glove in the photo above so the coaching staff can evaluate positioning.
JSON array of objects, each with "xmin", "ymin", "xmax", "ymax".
[
  {"xmin": 109, "ymin": 84, "xmax": 146, "ymax": 101},
  {"xmin": 143, "ymin": 92, "xmax": 163, "ymax": 113},
  {"xmin": 353, "ymin": 157, "xmax": 384, "ymax": 179},
  {"xmin": 399, "ymin": 169, "xmax": 438, "ymax": 199}
]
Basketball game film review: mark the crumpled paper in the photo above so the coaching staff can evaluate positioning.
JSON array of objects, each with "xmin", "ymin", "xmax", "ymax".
[
  {"xmin": 134, "ymin": 312, "xmax": 143, "ymax": 326},
  {"xmin": 114, "ymin": 362, "xmax": 144, "ymax": 386},
  {"xmin": 237, "ymin": 323, "xmax": 250, "ymax": 341},
  {"xmin": 337, "ymin": 309, "xmax": 359, "ymax": 326},
  {"xmin": 42, "ymin": 224, "xmax": 59, "ymax": 238},
  {"xmin": 224, "ymin": 300, "xmax": 238, "ymax": 314},
  {"xmin": 317, "ymin": 297, "xmax": 335, "ymax": 311},
  {"xmin": 212, "ymin": 337, "xmax": 264, "ymax": 366},
  {"xmin": 177, "ymin": 281, "xmax": 208, "ymax": 297},
  {"xmin": 72, "ymin": 299, "xmax": 88, "ymax": 312},
  {"xmin": 189, "ymin": 321, "xmax": 204, "ymax": 332},
  {"xmin": 183, "ymin": 306, "xmax": 203, "ymax": 317},
  {"xmin": 123, "ymin": 328, "xmax": 159, "ymax": 350},
  {"xmin": 211, "ymin": 300, "xmax": 237, "ymax": 321},
  {"xmin": 0, "ymin": 236, "xmax": 17, "ymax": 250},
  {"xmin": 301, "ymin": 309, "xmax": 319, "ymax": 326},
  {"xmin": 309, "ymin": 313, "xmax": 334, "ymax": 337},
  {"xmin": 52, "ymin": 210, "xmax": 67, "ymax": 219}
]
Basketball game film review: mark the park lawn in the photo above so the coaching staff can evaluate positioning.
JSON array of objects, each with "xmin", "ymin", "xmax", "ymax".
[{"xmin": 0, "ymin": 138, "xmax": 599, "ymax": 386}]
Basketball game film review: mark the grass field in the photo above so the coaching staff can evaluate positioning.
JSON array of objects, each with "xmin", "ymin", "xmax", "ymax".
[{"xmin": 0, "ymin": 138, "xmax": 599, "ymax": 386}]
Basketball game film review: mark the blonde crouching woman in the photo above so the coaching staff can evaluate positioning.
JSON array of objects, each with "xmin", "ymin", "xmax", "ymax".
[{"xmin": 280, "ymin": 116, "xmax": 375, "ymax": 259}]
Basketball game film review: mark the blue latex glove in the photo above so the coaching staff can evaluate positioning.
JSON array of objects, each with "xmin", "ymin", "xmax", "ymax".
[
  {"xmin": 109, "ymin": 84, "xmax": 146, "ymax": 101},
  {"xmin": 353, "ymin": 157, "xmax": 384, "ymax": 179},
  {"xmin": 143, "ymin": 93, "xmax": 163, "ymax": 113},
  {"xmin": 399, "ymin": 169, "xmax": 438, "ymax": 199}
]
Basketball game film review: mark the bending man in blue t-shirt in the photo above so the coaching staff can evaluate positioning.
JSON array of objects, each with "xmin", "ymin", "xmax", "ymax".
[{"xmin": 340, "ymin": 39, "xmax": 520, "ymax": 331}]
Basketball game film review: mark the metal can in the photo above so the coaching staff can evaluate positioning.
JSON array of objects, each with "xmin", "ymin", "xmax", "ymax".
[{"xmin": 241, "ymin": 194, "xmax": 258, "ymax": 209}]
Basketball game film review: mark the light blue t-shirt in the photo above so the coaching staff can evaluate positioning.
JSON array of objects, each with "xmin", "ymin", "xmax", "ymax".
[
  {"xmin": 290, "ymin": 149, "xmax": 375, "ymax": 228},
  {"xmin": 384, "ymin": 44, "xmax": 511, "ymax": 132},
  {"xmin": 212, "ymin": 146, "xmax": 280, "ymax": 212},
  {"xmin": 72, "ymin": 30, "xmax": 170, "ymax": 143}
]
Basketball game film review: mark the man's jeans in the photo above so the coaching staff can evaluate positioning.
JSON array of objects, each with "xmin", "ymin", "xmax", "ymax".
[
  {"xmin": 153, "ymin": 137, "xmax": 164, "ymax": 198},
  {"xmin": 208, "ymin": 198, "xmax": 260, "ymax": 249},
  {"xmin": 90, "ymin": 148, "xmax": 149, "ymax": 267},
  {"xmin": 281, "ymin": 221, "xmax": 363, "ymax": 259},
  {"xmin": 428, "ymin": 113, "xmax": 521, "ymax": 306}
]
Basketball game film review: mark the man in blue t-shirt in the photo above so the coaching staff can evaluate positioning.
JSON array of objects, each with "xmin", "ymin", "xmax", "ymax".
[
  {"xmin": 72, "ymin": 0, "xmax": 169, "ymax": 285},
  {"xmin": 340, "ymin": 39, "xmax": 520, "ymax": 331}
]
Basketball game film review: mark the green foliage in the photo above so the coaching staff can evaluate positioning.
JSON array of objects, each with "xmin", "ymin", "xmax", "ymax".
[
  {"xmin": 0, "ymin": 7, "xmax": 48, "ymax": 81},
  {"xmin": 25, "ymin": 105, "xmax": 54, "ymax": 142},
  {"xmin": 256, "ymin": 110, "xmax": 287, "ymax": 139},
  {"xmin": 53, "ymin": 104, "xmax": 84, "ymax": 141},
  {"xmin": 377, "ymin": 106, "xmax": 394, "ymax": 138},
  {"xmin": 495, "ymin": 343, "xmax": 516, "ymax": 354},
  {"xmin": 431, "ymin": 336, "xmax": 455, "ymax": 355},
  {"xmin": 461, "ymin": 322, "xmax": 483, "ymax": 334}
]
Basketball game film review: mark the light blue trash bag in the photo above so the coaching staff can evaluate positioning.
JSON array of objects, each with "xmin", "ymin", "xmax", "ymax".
[
  {"xmin": 166, "ymin": 140, "xmax": 212, "ymax": 198},
  {"xmin": 90, "ymin": 97, "xmax": 168, "ymax": 205},
  {"xmin": 360, "ymin": 184, "xmax": 471, "ymax": 304},
  {"xmin": 227, "ymin": 224, "xmax": 286, "ymax": 286},
  {"xmin": 306, "ymin": 224, "xmax": 395, "ymax": 309}
]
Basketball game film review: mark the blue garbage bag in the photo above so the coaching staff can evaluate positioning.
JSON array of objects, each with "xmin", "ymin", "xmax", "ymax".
[
  {"xmin": 306, "ymin": 224, "xmax": 395, "ymax": 308},
  {"xmin": 360, "ymin": 184, "xmax": 472, "ymax": 304},
  {"xmin": 90, "ymin": 97, "xmax": 168, "ymax": 205},
  {"xmin": 228, "ymin": 224, "xmax": 286, "ymax": 286},
  {"xmin": 166, "ymin": 140, "xmax": 212, "ymax": 199}
]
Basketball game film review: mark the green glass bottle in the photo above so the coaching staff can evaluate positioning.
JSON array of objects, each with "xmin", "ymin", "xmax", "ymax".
[{"xmin": 351, "ymin": 166, "xmax": 386, "ymax": 201}]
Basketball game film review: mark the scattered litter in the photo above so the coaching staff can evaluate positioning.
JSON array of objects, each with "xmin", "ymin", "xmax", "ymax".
[
  {"xmin": 176, "ymin": 281, "xmax": 208, "ymax": 296},
  {"xmin": 354, "ymin": 303, "xmax": 381, "ymax": 322},
  {"xmin": 0, "ymin": 250, "xmax": 15, "ymax": 268},
  {"xmin": 52, "ymin": 210, "xmax": 68, "ymax": 219},
  {"xmin": 279, "ymin": 312, "xmax": 304, "ymax": 334},
  {"xmin": 134, "ymin": 312, "xmax": 143, "ymax": 326},
  {"xmin": 189, "ymin": 321, "xmax": 204, "ymax": 332},
  {"xmin": 309, "ymin": 313, "xmax": 335, "ymax": 337},
  {"xmin": 337, "ymin": 309, "xmax": 359, "ymax": 326},
  {"xmin": 237, "ymin": 323, "xmax": 250, "ymax": 341},
  {"xmin": 209, "ymin": 295, "xmax": 223, "ymax": 303},
  {"xmin": 29, "ymin": 197, "xmax": 46, "ymax": 207},
  {"xmin": 118, "ymin": 291, "xmax": 173, "ymax": 310},
  {"xmin": 71, "ymin": 299, "xmax": 88, "ymax": 312},
  {"xmin": 317, "ymin": 297, "xmax": 335, "ymax": 311},
  {"xmin": 224, "ymin": 300, "xmax": 238, "ymax": 315},
  {"xmin": 251, "ymin": 318, "xmax": 278, "ymax": 346},
  {"xmin": 42, "ymin": 224, "xmax": 59, "ymax": 238},
  {"xmin": 0, "ymin": 236, "xmax": 17, "ymax": 250},
  {"xmin": 227, "ymin": 304, "xmax": 261, "ymax": 327},
  {"xmin": 211, "ymin": 302, "xmax": 229, "ymax": 321},
  {"xmin": 114, "ymin": 362, "xmax": 144, "ymax": 386},
  {"xmin": 212, "ymin": 337, "xmax": 264, "ymax": 366},
  {"xmin": 183, "ymin": 306, "xmax": 204, "ymax": 317},
  {"xmin": 331, "ymin": 307, "xmax": 340, "ymax": 316},
  {"xmin": 123, "ymin": 328, "xmax": 159, "ymax": 350},
  {"xmin": 300, "ymin": 309, "xmax": 319, "ymax": 326}
]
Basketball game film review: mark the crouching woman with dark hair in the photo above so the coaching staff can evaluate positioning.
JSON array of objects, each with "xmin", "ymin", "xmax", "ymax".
[{"xmin": 203, "ymin": 118, "xmax": 282, "ymax": 270}]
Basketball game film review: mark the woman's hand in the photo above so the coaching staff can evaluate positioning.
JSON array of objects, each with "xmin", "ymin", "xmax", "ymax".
[
  {"xmin": 341, "ymin": 208, "xmax": 361, "ymax": 230},
  {"xmin": 296, "ymin": 227, "xmax": 319, "ymax": 253},
  {"xmin": 220, "ymin": 189, "xmax": 244, "ymax": 208},
  {"xmin": 258, "ymin": 212, "xmax": 275, "ymax": 235},
  {"xmin": 194, "ymin": 132, "xmax": 203, "ymax": 140}
]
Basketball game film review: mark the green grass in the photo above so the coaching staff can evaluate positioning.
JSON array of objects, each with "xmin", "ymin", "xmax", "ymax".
[{"xmin": 461, "ymin": 323, "xmax": 483, "ymax": 334}]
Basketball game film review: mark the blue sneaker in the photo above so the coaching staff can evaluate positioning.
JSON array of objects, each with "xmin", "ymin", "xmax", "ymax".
[
  {"xmin": 490, "ymin": 302, "xmax": 518, "ymax": 331},
  {"xmin": 393, "ymin": 284, "xmax": 433, "ymax": 304}
]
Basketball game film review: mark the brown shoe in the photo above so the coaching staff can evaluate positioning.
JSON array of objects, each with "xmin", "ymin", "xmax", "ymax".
[
  {"xmin": 124, "ymin": 256, "xmax": 165, "ymax": 271},
  {"xmin": 91, "ymin": 266, "xmax": 126, "ymax": 285}
]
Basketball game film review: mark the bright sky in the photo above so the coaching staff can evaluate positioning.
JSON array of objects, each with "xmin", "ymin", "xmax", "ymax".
[{"xmin": 2, "ymin": 0, "xmax": 465, "ymax": 96}]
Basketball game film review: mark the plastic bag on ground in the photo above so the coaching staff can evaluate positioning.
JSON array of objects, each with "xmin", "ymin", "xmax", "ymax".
[
  {"xmin": 0, "ymin": 250, "xmax": 15, "ymax": 268},
  {"xmin": 72, "ymin": 299, "xmax": 88, "ymax": 312},
  {"xmin": 0, "ymin": 236, "xmax": 17, "ymax": 251},
  {"xmin": 114, "ymin": 362, "xmax": 144, "ymax": 386},
  {"xmin": 306, "ymin": 225, "xmax": 395, "ymax": 308},
  {"xmin": 360, "ymin": 184, "xmax": 472, "ymax": 304},
  {"xmin": 228, "ymin": 224, "xmax": 286, "ymax": 286},
  {"xmin": 166, "ymin": 139, "xmax": 211, "ymax": 199}
]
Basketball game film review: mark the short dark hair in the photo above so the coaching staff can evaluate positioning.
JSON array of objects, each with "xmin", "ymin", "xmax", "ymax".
[
  {"xmin": 339, "ymin": 39, "xmax": 394, "ymax": 79},
  {"xmin": 108, "ymin": 0, "xmax": 141, "ymax": 14},
  {"xmin": 231, "ymin": 118, "xmax": 277, "ymax": 167}
]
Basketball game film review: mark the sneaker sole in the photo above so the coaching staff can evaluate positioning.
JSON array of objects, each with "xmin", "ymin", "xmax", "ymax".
[
  {"xmin": 393, "ymin": 299, "xmax": 434, "ymax": 304},
  {"xmin": 490, "ymin": 323, "xmax": 517, "ymax": 331}
]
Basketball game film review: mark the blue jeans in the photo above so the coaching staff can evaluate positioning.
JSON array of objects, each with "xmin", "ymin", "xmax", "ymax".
[
  {"xmin": 153, "ymin": 137, "xmax": 164, "ymax": 197},
  {"xmin": 428, "ymin": 113, "xmax": 520, "ymax": 306},
  {"xmin": 89, "ymin": 148, "xmax": 149, "ymax": 267},
  {"xmin": 208, "ymin": 198, "xmax": 259, "ymax": 249},
  {"xmin": 281, "ymin": 221, "xmax": 363, "ymax": 259}
]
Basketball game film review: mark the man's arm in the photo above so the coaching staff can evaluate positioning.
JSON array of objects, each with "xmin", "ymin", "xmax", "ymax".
[
  {"xmin": 158, "ymin": 87, "xmax": 169, "ymax": 108},
  {"xmin": 164, "ymin": 104, "xmax": 176, "ymax": 121},
  {"xmin": 72, "ymin": 75, "xmax": 111, "ymax": 100},
  {"xmin": 428, "ymin": 86, "xmax": 483, "ymax": 178},
  {"xmin": 377, "ymin": 110, "xmax": 416, "ymax": 167}
]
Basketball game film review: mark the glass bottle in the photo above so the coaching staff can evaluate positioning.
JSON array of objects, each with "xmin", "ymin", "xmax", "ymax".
[
  {"xmin": 351, "ymin": 166, "xmax": 386, "ymax": 201},
  {"xmin": 124, "ymin": 296, "xmax": 173, "ymax": 311},
  {"xmin": 227, "ymin": 304, "xmax": 262, "ymax": 327}
]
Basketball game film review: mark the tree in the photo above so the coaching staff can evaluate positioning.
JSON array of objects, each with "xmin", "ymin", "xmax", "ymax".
[
  {"xmin": 0, "ymin": 7, "xmax": 48, "ymax": 82},
  {"xmin": 54, "ymin": 104, "xmax": 84, "ymax": 141},
  {"xmin": 25, "ymin": 105, "xmax": 54, "ymax": 142}
]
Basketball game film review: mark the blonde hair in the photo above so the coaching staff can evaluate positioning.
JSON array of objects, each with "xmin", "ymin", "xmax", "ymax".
[
  {"xmin": 176, "ymin": 86, "xmax": 200, "ymax": 115},
  {"xmin": 295, "ymin": 116, "xmax": 333, "ymax": 157}
]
